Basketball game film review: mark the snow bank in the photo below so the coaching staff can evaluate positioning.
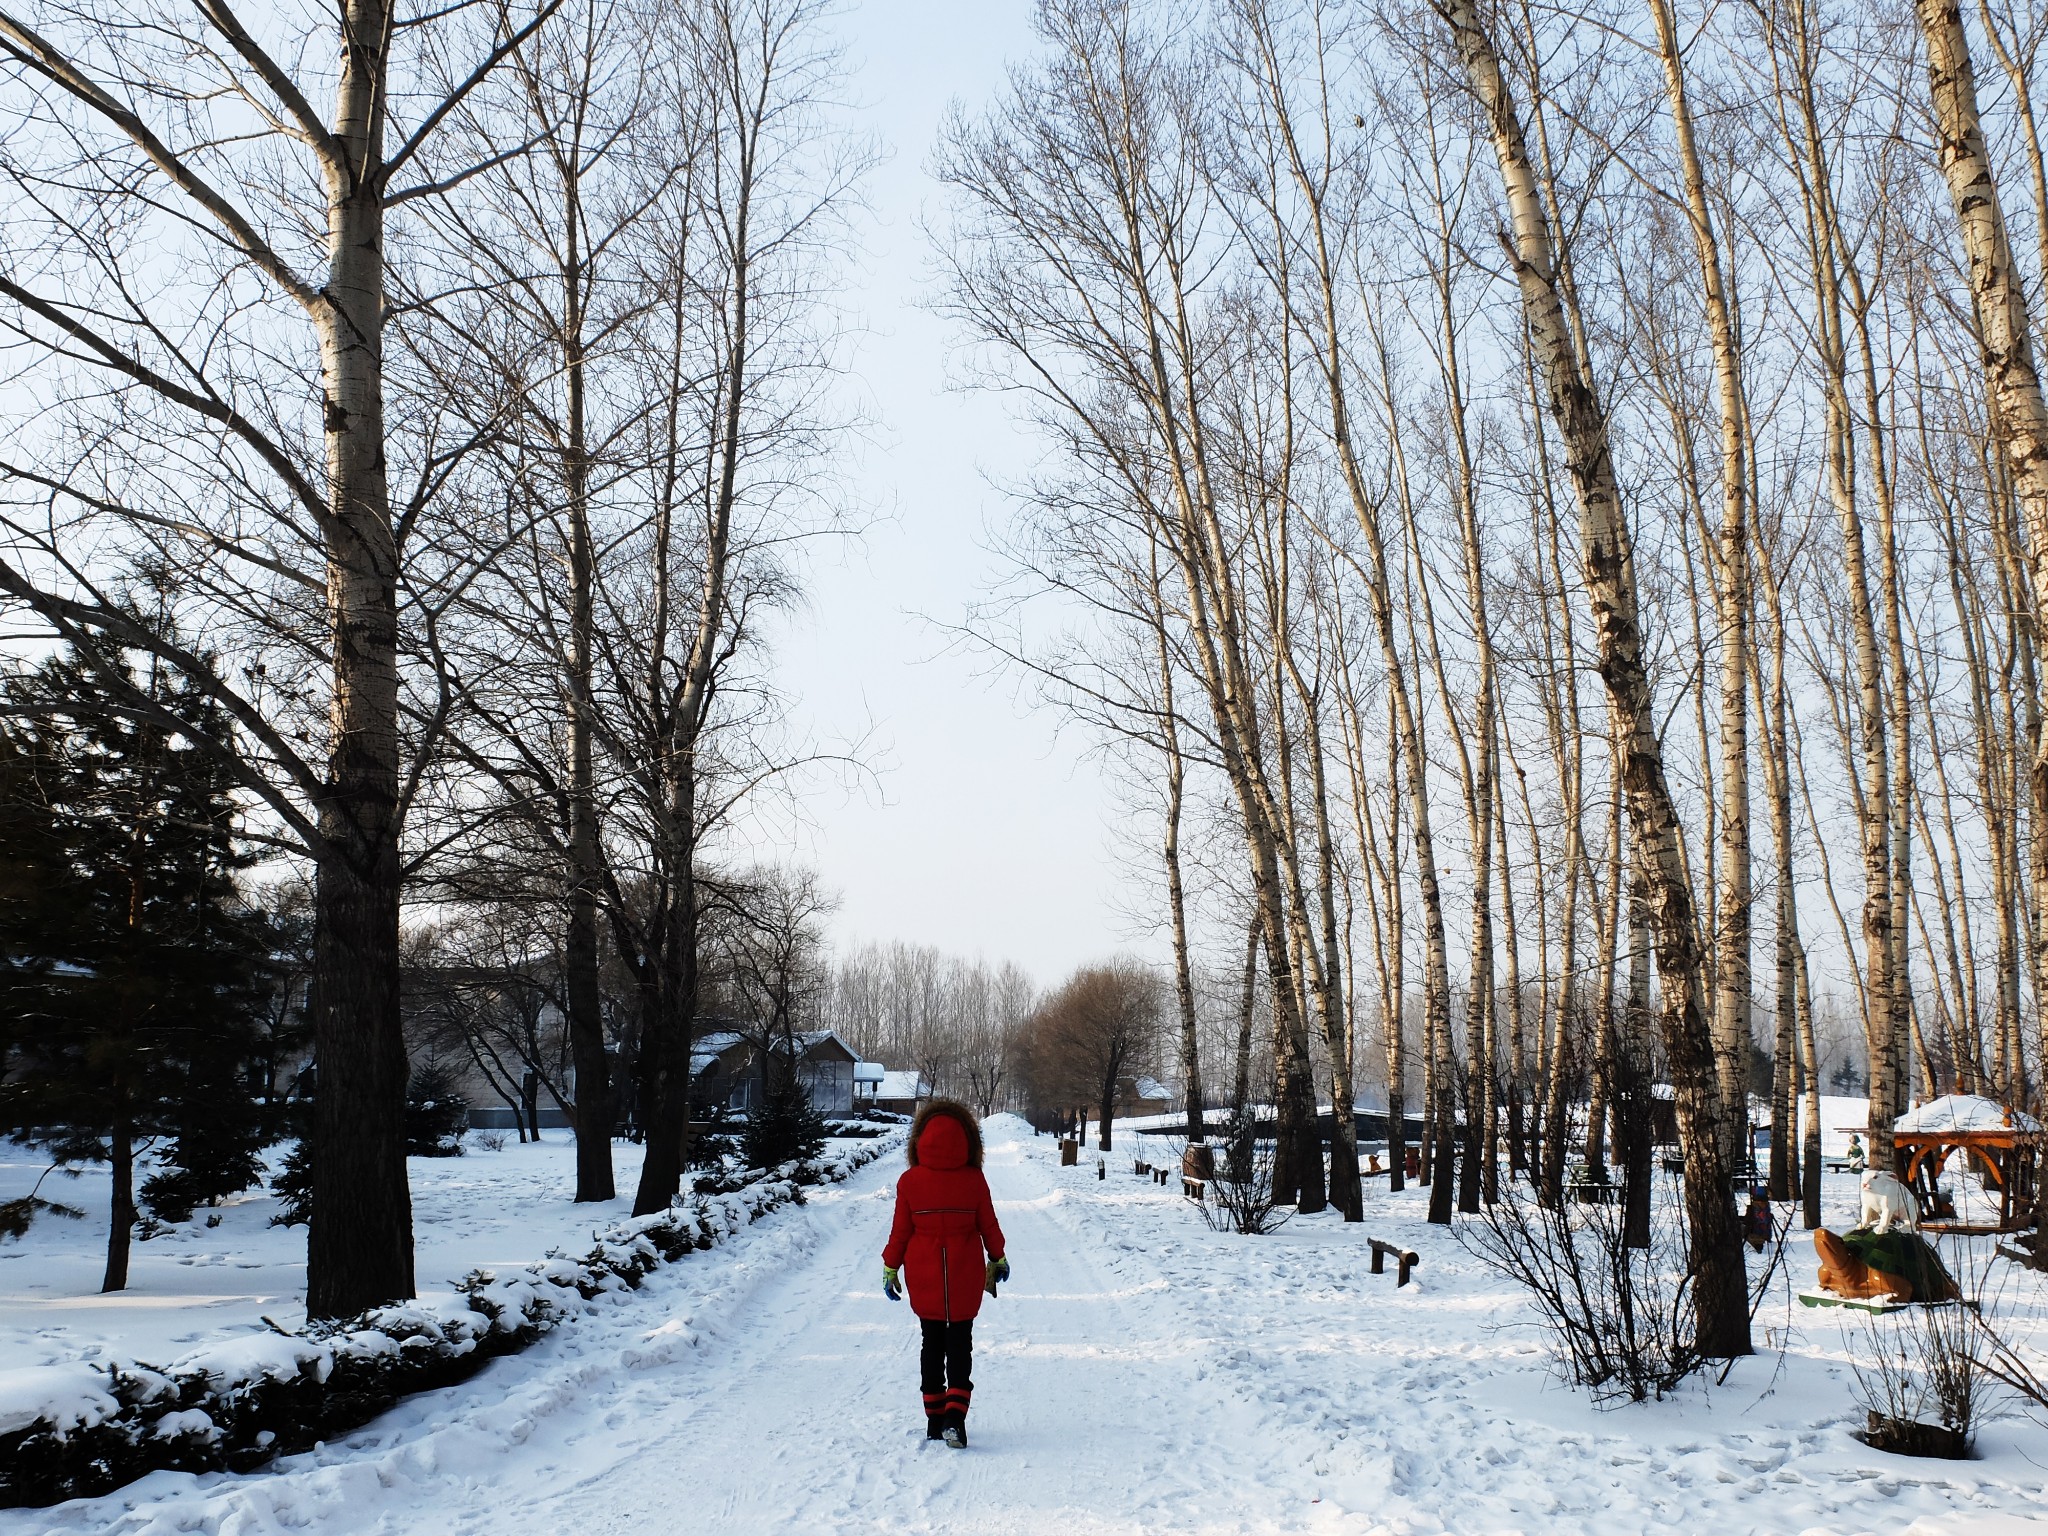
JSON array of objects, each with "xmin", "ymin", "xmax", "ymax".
[
  {"xmin": 0, "ymin": 1365, "xmax": 119, "ymax": 1439},
  {"xmin": 0, "ymin": 1134, "xmax": 901, "ymax": 1510}
]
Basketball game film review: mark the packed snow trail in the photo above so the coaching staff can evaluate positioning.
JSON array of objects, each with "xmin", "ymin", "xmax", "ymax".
[
  {"xmin": 11, "ymin": 1120, "xmax": 1341, "ymax": 1536},
  {"xmin": 428, "ymin": 1121, "xmax": 1337, "ymax": 1536},
  {"xmin": 15, "ymin": 1114, "xmax": 2044, "ymax": 1536}
]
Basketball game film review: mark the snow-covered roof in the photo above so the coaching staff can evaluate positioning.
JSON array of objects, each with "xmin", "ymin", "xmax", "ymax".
[
  {"xmin": 876, "ymin": 1070, "xmax": 927, "ymax": 1100},
  {"xmin": 792, "ymin": 1029, "xmax": 859, "ymax": 1062},
  {"xmin": 1132, "ymin": 1075, "xmax": 1173, "ymax": 1101},
  {"xmin": 1895, "ymin": 1094, "xmax": 2042, "ymax": 1135},
  {"xmin": 691, "ymin": 1029, "xmax": 860, "ymax": 1074},
  {"xmin": 690, "ymin": 1030, "xmax": 746, "ymax": 1074},
  {"xmin": 853, "ymin": 1061, "xmax": 885, "ymax": 1084}
]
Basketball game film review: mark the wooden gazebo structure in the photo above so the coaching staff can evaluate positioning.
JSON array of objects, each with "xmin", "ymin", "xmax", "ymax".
[{"xmin": 1892, "ymin": 1095, "xmax": 2042, "ymax": 1235}]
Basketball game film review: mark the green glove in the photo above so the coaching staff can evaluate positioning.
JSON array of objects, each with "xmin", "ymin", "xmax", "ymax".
[
  {"xmin": 883, "ymin": 1264, "xmax": 902, "ymax": 1302},
  {"xmin": 984, "ymin": 1256, "xmax": 1010, "ymax": 1294}
]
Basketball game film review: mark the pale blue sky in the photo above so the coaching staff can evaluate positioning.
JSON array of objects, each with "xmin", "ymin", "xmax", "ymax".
[{"xmin": 760, "ymin": 0, "xmax": 1134, "ymax": 984}]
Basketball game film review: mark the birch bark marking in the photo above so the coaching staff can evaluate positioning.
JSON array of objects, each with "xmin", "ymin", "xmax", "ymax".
[
  {"xmin": 1233, "ymin": 0, "xmax": 1450, "ymax": 1212},
  {"xmin": 1430, "ymin": 0, "xmax": 1748, "ymax": 1354},
  {"xmin": 1359, "ymin": 331, "xmax": 1457, "ymax": 1222},
  {"xmin": 1912, "ymin": 0, "xmax": 2048, "ymax": 1097},
  {"xmin": 307, "ymin": 0, "xmax": 414, "ymax": 1318},
  {"xmin": 1154, "ymin": 539, "xmax": 1206, "ymax": 1145},
  {"xmin": 1648, "ymin": 0, "xmax": 1750, "ymax": 1173}
]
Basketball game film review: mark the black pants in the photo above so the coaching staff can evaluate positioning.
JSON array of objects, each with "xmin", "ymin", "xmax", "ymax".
[{"xmin": 919, "ymin": 1318, "xmax": 973, "ymax": 1396}]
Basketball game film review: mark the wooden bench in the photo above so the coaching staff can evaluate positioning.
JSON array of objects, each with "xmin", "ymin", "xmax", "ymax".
[{"xmin": 1369, "ymin": 1238, "xmax": 1418, "ymax": 1286}]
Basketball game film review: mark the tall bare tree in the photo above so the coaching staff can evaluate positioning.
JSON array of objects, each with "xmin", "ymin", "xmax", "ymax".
[{"xmin": 0, "ymin": 0, "xmax": 555, "ymax": 1316}]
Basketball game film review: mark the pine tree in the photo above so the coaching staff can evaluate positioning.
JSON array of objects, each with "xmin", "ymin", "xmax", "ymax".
[
  {"xmin": 405, "ymin": 1060, "xmax": 471, "ymax": 1157},
  {"xmin": 741, "ymin": 1068, "xmax": 827, "ymax": 1169},
  {"xmin": 0, "ymin": 644, "xmax": 278, "ymax": 1289}
]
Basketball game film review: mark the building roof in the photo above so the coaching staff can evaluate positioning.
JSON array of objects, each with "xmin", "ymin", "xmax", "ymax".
[
  {"xmin": 876, "ymin": 1070, "xmax": 927, "ymax": 1100},
  {"xmin": 1132, "ymin": 1075, "xmax": 1173, "ymax": 1101},
  {"xmin": 690, "ymin": 1028, "xmax": 862, "ymax": 1076},
  {"xmin": 1896, "ymin": 1094, "xmax": 2043, "ymax": 1135},
  {"xmin": 690, "ymin": 1030, "xmax": 746, "ymax": 1075},
  {"xmin": 792, "ymin": 1029, "xmax": 859, "ymax": 1063}
]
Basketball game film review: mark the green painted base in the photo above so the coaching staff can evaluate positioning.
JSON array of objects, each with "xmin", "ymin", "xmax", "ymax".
[
  {"xmin": 1841, "ymin": 1228, "xmax": 1959, "ymax": 1302},
  {"xmin": 1798, "ymin": 1289, "xmax": 1910, "ymax": 1313}
]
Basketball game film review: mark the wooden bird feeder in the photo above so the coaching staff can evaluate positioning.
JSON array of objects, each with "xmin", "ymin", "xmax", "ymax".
[{"xmin": 1887, "ymin": 1095, "xmax": 2043, "ymax": 1235}]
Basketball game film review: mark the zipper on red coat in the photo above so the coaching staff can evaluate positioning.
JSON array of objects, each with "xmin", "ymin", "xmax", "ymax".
[{"xmin": 943, "ymin": 1247, "xmax": 951, "ymax": 1322}]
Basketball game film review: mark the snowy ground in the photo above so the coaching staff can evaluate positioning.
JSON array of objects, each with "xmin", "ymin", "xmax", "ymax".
[
  {"xmin": 0, "ymin": 1134, "xmax": 660, "ymax": 1374},
  {"xmin": 8, "ymin": 1112, "xmax": 2048, "ymax": 1535}
]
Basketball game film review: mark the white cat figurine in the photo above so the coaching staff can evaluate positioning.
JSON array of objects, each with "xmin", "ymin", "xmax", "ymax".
[{"xmin": 1859, "ymin": 1167, "xmax": 1919, "ymax": 1234}]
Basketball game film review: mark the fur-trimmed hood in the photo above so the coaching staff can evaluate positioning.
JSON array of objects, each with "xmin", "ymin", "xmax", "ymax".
[{"xmin": 908, "ymin": 1099, "xmax": 983, "ymax": 1170}]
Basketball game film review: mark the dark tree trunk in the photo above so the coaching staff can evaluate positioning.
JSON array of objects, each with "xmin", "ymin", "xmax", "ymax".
[
  {"xmin": 521, "ymin": 1071, "xmax": 541, "ymax": 1142},
  {"xmin": 561, "ymin": 161, "xmax": 615, "ymax": 1205},
  {"xmin": 1428, "ymin": 1102, "xmax": 1456, "ymax": 1222},
  {"xmin": 1292, "ymin": 1070, "xmax": 1325, "ymax": 1212},
  {"xmin": 102, "ymin": 1083, "xmax": 133, "ymax": 1293},
  {"xmin": 1620, "ymin": 1048, "xmax": 1654, "ymax": 1250},
  {"xmin": 566, "ymin": 852, "xmax": 613, "ymax": 1198},
  {"xmin": 632, "ymin": 801, "xmax": 699, "ymax": 1216},
  {"xmin": 303, "ymin": 0, "xmax": 414, "ymax": 1322},
  {"xmin": 1388, "ymin": 1077, "xmax": 1407, "ymax": 1195},
  {"xmin": 1232, "ymin": 918, "xmax": 1258, "ymax": 1114},
  {"xmin": 1507, "ymin": 1080, "xmax": 1525, "ymax": 1177},
  {"xmin": 307, "ymin": 843, "xmax": 414, "ymax": 1316},
  {"xmin": 1623, "ymin": 1124, "xmax": 1652, "ymax": 1250},
  {"xmin": 1458, "ymin": 1054, "xmax": 1483, "ymax": 1214}
]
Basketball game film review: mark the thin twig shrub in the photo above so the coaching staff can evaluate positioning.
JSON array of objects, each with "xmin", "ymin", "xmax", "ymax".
[
  {"xmin": 1460, "ymin": 1167, "xmax": 1701, "ymax": 1403},
  {"xmin": 1845, "ymin": 1300, "xmax": 1980, "ymax": 1457},
  {"xmin": 1196, "ymin": 1107, "xmax": 1291, "ymax": 1237}
]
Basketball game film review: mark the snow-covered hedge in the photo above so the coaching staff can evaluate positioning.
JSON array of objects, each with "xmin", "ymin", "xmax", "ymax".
[{"xmin": 0, "ymin": 1133, "xmax": 900, "ymax": 1508}]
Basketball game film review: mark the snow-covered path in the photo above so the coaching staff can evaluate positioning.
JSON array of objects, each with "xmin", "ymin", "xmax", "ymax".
[
  {"xmin": 14, "ymin": 1121, "xmax": 1335, "ymax": 1536},
  {"xmin": 421, "ymin": 1123, "xmax": 1325, "ymax": 1536},
  {"xmin": 17, "ymin": 1115, "xmax": 2048, "ymax": 1536}
]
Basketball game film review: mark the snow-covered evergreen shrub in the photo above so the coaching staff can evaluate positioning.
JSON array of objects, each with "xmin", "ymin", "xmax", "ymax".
[
  {"xmin": 268, "ymin": 1139, "xmax": 313, "ymax": 1228},
  {"xmin": 0, "ymin": 1131, "xmax": 901, "ymax": 1508},
  {"xmin": 742, "ymin": 1077, "xmax": 826, "ymax": 1168},
  {"xmin": 405, "ymin": 1062, "xmax": 469, "ymax": 1156}
]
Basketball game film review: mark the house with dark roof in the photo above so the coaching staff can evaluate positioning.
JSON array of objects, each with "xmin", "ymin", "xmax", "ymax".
[{"xmin": 691, "ymin": 1028, "xmax": 865, "ymax": 1117}]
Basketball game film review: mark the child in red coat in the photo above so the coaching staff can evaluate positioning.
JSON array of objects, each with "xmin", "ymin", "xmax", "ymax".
[{"xmin": 882, "ymin": 1100, "xmax": 1007, "ymax": 1448}]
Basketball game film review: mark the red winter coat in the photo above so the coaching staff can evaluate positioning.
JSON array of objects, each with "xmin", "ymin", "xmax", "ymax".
[{"xmin": 883, "ymin": 1111, "xmax": 1006, "ymax": 1322}]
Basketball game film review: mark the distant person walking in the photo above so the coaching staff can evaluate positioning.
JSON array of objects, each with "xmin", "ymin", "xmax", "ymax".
[{"xmin": 881, "ymin": 1100, "xmax": 1008, "ymax": 1448}]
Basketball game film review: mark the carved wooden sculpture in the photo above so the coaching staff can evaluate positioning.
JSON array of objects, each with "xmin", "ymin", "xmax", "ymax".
[
  {"xmin": 1813, "ymin": 1228, "xmax": 1959, "ymax": 1304},
  {"xmin": 1815, "ymin": 1230, "xmax": 1915, "ymax": 1303}
]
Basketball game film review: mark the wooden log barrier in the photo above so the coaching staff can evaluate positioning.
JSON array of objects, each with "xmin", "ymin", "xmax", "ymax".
[{"xmin": 1369, "ymin": 1237, "xmax": 1419, "ymax": 1287}]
